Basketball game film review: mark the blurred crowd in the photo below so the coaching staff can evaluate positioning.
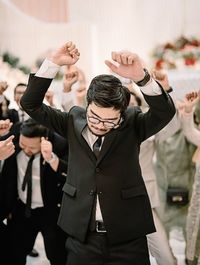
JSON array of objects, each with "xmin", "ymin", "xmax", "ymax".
[{"xmin": 1, "ymin": 51, "xmax": 200, "ymax": 265}]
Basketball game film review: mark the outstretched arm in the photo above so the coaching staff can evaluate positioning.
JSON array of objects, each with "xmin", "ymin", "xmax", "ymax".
[
  {"xmin": 105, "ymin": 51, "xmax": 176, "ymax": 141},
  {"xmin": 180, "ymin": 91, "xmax": 200, "ymax": 146},
  {"xmin": 21, "ymin": 42, "xmax": 80, "ymax": 136}
]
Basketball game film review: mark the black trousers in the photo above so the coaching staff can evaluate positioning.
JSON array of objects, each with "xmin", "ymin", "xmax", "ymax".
[
  {"xmin": 66, "ymin": 231, "xmax": 150, "ymax": 265},
  {"xmin": 0, "ymin": 221, "xmax": 15, "ymax": 264},
  {"xmin": 7, "ymin": 200, "xmax": 67, "ymax": 265}
]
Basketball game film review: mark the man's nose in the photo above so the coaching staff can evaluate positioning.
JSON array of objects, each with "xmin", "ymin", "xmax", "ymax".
[
  {"xmin": 97, "ymin": 121, "xmax": 106, "ymax": 129},
  {"xmin": 23, "ymin": 148, "xmax": 31, "ymax": 154}
]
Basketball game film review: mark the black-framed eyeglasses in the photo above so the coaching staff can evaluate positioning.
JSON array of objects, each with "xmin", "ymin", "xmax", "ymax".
[{"xmin": 87, "ymin": 115, "xmax": 121, "ymax": 129}]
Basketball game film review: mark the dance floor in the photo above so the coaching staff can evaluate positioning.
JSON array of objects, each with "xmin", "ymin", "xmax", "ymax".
[{"xmin": 27, "ymin": 227, "xmax": 187, "ymax": 265}]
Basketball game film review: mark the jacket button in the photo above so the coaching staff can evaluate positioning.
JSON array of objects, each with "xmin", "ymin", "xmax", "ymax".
[
  {"xmin": 89, "ymin": 190, "xmax": 95, "ymax": 196},
  {"xmin": 98, "ymin": 191, "xmax": 103, "ymax": 195}
]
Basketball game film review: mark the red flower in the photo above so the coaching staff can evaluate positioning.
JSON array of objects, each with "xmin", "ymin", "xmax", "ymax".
[{"xmin": 184, "ymin": 57, "xmax": 196, "ymax": 66}]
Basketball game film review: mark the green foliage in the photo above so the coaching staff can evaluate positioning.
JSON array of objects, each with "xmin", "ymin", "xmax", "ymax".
[{"xmin": 2, "ymin": 51, "xmax": 30, "ymax": 74}]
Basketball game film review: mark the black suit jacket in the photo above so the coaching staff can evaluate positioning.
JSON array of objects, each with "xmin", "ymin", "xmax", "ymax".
[
  {"xmin": 0, "ymin": 122, "xmax": 68, "ymax": 222},
  {"xmin": 0, "ymin": 106, "xmax": 19, "ymax": 124},
  {"xmin": 21, "ymin": 74, "xmax": 176, "ymax": 244}
]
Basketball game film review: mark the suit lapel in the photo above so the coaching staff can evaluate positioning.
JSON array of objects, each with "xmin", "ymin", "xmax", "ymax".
[
  {"xmin": 97, "ymin": 129, "xmax": 118, "ymax": 165},
  {"xmin": 40, "ymin": 155, "xmax": 45, "ymax": 195},
  {"xmin": 74, "ymin": 113, "xmax": 96, "ymax": 163},
  {"xmin": 97, "ymin": 117, "xmax": 127, "ymax": 164}
]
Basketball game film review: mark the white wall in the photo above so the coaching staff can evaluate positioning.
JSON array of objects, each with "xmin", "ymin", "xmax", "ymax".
[
  {"xmin": 1, "ymin": 0, "xmax": 200, "ymax": 80},
  {"xmin": 0, "ymin": 0, "xmax": 97, "ymax": 82},
  {"xmin": 69, "ymin": 0, "xmax": 200, "ymax": 73}
]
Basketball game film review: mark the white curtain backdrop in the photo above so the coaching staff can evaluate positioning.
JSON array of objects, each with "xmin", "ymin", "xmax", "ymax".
[
  {"xmin": 10, "ymin": 0, "xmax": 68, "ymax": 23},
  {"xmin": 0, "ymin": 0, "xmax": 200, "ymax": 79}
]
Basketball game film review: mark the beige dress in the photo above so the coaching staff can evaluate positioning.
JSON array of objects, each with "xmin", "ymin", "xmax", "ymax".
[{"xmin": 181, "ymin": 111, "xmax": 200, "ymax": 264}]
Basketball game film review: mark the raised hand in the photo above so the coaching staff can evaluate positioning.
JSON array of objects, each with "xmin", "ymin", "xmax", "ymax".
[
  {"xmin": 41, "ymin": 137, "xmax": 53, "ymax": 162},
  {"xmin": 105, "ymin": 51, "xmax": 146, "ymax": 82},
  {"xmin": 0, "ymin": 81, "xmax": 8, "ymax": 95},
  {"xmin": 152, "ymin": 70, "xmax": 170, "ymax": 91},
  {"xmin": 0, "ymin": 119, "xmax": 13, "ymax": 136},
  {"xmin": 177, "ymin": 91, "xmax": 200, "ymax": 114},
  {"xmin": 184, "ymin": 91, "xmax": 200, "ymax": 113},
  {"xmin": 63, "ymin": 70, "xmax": 79, "ymax": 93},
  {"xmin": 48, "ymin": 41, "xmax": 80, "ymax": 66},
  {"xmin": 0, "ymin": 135, "xmax": 15, "ymax": 160},
  {"xmin": 41, "ymin": 137, "xmax": 58, "ymax": 171}
]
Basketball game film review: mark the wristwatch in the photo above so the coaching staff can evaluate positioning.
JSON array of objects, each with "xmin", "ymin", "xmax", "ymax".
[
  {"xmin": 45, "ymin": 152, "xmax": 58, "ymax": 164},
  {"xmin": 136, "ymin": 68, "xmax": 151, "ymax": 87}
]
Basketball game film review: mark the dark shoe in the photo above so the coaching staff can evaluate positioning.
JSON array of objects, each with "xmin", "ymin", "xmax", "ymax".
[{"xmin": 28, "ymin": 248, "xmax": 39, "ymax": 257}]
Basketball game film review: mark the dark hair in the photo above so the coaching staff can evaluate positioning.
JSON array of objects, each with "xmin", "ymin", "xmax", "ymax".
[
  {"xmin": 20, "ymin": 118, "xmax": 48, "ymax": 138},
  {"xmin": 86, "ymin": 74, "xmax": 130, "ymax": 113},
  {"xmin": 14, "ymin": 83, "xmax": 27, "ymax": 94},
  {"xmin": 129, "ymin": 91, "xmax": 142, "ymax": 107}
]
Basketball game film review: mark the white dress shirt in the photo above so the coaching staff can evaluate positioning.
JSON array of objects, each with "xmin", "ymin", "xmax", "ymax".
[{"xmin": 17, "ymin": 151, "xmax": 44, "ymax": 209}]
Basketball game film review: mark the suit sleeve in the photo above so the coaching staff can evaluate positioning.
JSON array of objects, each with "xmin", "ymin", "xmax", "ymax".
[
  {"xmin": 20, "ymin": 74, "xmax": 69, "ymax": 138},
  {"xmin": 134, "ymin": 84, "xmax": 176, "ymax": 143},
  {"xmin": 50, "ymin": 130, "xmax": 68, "ymax": 178}
]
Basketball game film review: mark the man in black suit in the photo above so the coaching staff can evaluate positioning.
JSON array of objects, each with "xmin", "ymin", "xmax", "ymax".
[
  {"xmin": 2, "ymin": 119, "xmax": 68, "ymax": 265},
  {"xmin": 0, "ymin": 82, "xmax": 29, "ymax": 124},
  {"xmin": 21, "ymin": 42, "xmax": 176, "ymax": 265},
  {"xmin": 0, "ymin": 119, "xmax": 15, "ymax": 263}
]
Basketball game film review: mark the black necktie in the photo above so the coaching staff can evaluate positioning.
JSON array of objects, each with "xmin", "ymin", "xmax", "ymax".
[
  {"xmin": 21, "ymin": 155, "xmax": 35, "ymax": 218},
  {"xmin": 21, "ymin": 111, "xmax": 25, "ymax": 122},
  {"xmin": 89, "ymin": 137, "xmax": 102, "ymax": 231},
  {"xmin": 93, "ymin": 137, "xmax": 102, "ymax": 158}
]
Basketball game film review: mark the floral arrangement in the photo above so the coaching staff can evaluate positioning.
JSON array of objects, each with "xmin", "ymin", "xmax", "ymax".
[
  {"xmin": 2, "ymin": 52, "xmax": 30, "ymax": 74},
  {"xmin": 151, "ymin": 36, "xmax": 200, "ymax": 70}
]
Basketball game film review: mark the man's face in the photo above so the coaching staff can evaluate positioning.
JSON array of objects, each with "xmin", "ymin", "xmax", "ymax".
[
  {"xmin": 14, "ymin": 86, "xmax": 26, "ymax": 106},
  {"xmin": 87, "ymin": 102, "xmax": 121, "ymax": 136},
  {"xmin": 19, "ymin": 135, "xmax": 41, "ymax": 157}
]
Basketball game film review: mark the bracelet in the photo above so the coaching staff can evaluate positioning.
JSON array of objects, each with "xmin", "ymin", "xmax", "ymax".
[
  {"xmin": 167, "ymin": 86, "xmax": 173, "ymax": 93},
  {"xmin": 45, "ymin": 152, "xmax": 58, "ymax": 164},
  {"xmin": 136, "ymin": 68, "xmax": 151, "ymax": 87}
]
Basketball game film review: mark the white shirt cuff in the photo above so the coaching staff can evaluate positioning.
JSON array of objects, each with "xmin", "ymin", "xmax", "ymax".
[
  {"xmin": 36, "ymin": 59, "xmax": 60, "ymax": 79},
  {"xmin": 140, "ymin": 79, "xmax": 162, "ymax": 96},
  {"xmin": 0, "ymin": 95, "xmax": 4, "ymax": 104}
]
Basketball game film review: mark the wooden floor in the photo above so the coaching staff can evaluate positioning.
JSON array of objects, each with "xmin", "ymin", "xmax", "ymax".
[{"xmin": 27, "ymin": 227, "xmax": 187, "ymax": 265}]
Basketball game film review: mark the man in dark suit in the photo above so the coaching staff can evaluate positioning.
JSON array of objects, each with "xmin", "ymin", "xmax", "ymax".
[
  {"xmin": 21, "ymin": 42, "xmax": 176, "ymax": 265},
  {"xmin": 2, "ymin": 119, "xmax": 68, "ymax": 265},
  {"xmin": 0, "ymin": 82, "xmax": 29, "ymax": 124},
  {"xmin": 0, "ymin": 119, "xmax": 15, "ymax": 263}
]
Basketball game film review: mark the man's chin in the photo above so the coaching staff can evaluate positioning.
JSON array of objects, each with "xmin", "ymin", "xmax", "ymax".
[{"xmin": 89, "ymin": 127, "xmax": 108, "ymax": 137}]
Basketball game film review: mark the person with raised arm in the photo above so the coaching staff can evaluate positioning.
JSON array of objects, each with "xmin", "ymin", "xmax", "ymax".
[{"xmin": 21, "ymin": 41, "xmax": 175, "ymax": 265}]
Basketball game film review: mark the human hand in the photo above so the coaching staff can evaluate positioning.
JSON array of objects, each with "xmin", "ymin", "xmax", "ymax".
[
  {"xmin": 75, "ymin": 85, "xmax": 87, "ymax": 107},
  {"xmin": 177, "ymin": 91, "xmax": 200, "ymax": 114},
  {"xmin": 0, "ymin": 82, "xmax": 8, "ymax": 95},
  {"xmin": 45, "ymin": 91, "xmax": 54, "ymax": 106},
  {"xmin": 152, "ymin": 70, "xmax": 170, "ymax": 91},
  {"xmin": 0, "ymin": 119, "xmax": 13, "ymax": 136},
  {"xmin": 105, "ymin": 51, "xmax": 146, "ymax": 82},
  {"xmin": 48, "ymin": 41, "xmax": 80, "ymax": 66},
  {"xmin": 63, "ymin": 70, "xmax": 79, "ymax": 93},
  {"xmin": 0, "ymin": 135, "xmax": 15, "ymax": 160},
  {"xmin": 40, "ymin": 137, "xmax": 53, "ymax": 161}
]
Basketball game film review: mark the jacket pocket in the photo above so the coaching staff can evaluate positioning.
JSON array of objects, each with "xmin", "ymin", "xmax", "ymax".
[
  {"xmin": 121, "ymin": 185, "xmax": 146, "ymax": 199},
  {"xmin": 62, "ymin": 183, "xmax": 76, "ymax": 197}
]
